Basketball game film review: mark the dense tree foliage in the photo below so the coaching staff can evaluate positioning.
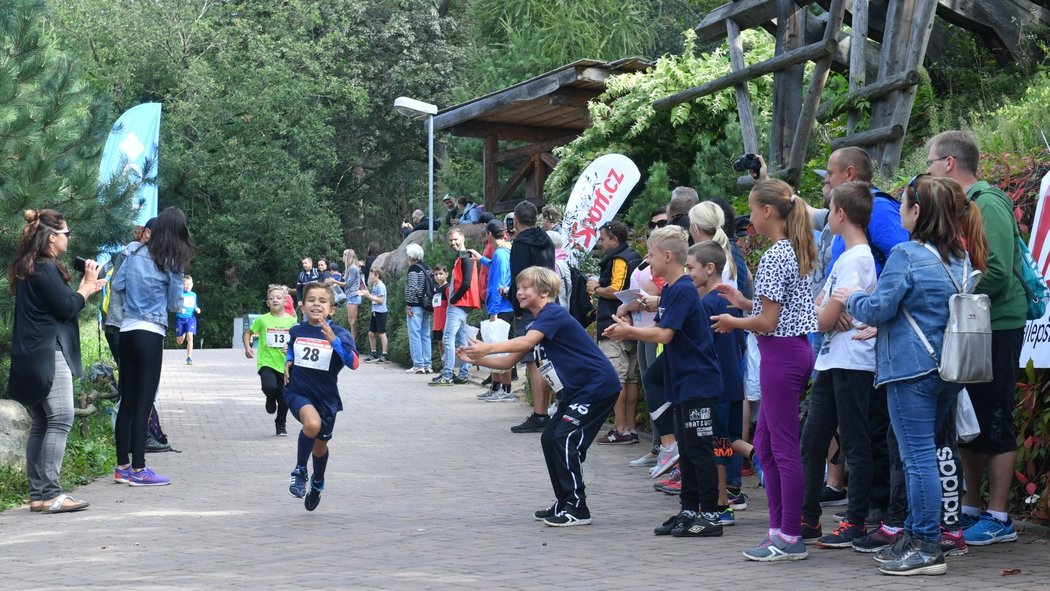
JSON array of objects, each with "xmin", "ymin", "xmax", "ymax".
[
  {"xmin": 45, "ymin": 0, "xmax": 465, "ymax": 338},
  {"xmin": 544, "ymin": 30, "xmax": 775, "ymax": 230},
  {"xmin": 0, "ymin": 0, "xmax": 138, "ymax": 389}
]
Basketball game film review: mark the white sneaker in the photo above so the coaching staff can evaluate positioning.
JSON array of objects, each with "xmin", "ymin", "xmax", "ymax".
[
  {"xmin": 477, "ymin": 388, "xmax": 499, "ymax": 400},
  {"xmin": 629, "ymin": 453, "xmax": 658, "ymax": 467},
  {"xmin": 650, "ymin": 443, "xmax": 680, "ymax": 479},
  {"xmin": 484, "ymin": 391, "xmax": 518, "ymax": 403}
]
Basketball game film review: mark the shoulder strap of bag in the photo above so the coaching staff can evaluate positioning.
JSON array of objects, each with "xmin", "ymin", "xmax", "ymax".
[
  {"xmin": 919, "ymin": 242, "xmax": 982, "ymax": 294},
  {"xmin": 903, "ymin": 307, "xmax": 938, "ymax": 363}
]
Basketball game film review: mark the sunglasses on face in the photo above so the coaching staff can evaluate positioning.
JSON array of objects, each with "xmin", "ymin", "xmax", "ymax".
[
  {"xmin": 53, "ymin": 228, "xmax": 72, "ymax": 237},
  {"xmin": 648, "ymin": 219, "xmax": 668, "ymax": 230}
]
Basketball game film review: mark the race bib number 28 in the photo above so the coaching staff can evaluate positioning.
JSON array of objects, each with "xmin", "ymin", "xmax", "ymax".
[{"xmin": 293, "ymin": 337, "xmax": 333, "ymax": 370}]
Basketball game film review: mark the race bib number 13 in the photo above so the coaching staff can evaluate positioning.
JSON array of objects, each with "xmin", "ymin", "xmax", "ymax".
[
  {"xmin": 266, "ymin": 328, "xmax": 290, "ymax": 348},
  {"xmin": 293, "ymin": 337, "xmax": 333, "ymax": 370}
]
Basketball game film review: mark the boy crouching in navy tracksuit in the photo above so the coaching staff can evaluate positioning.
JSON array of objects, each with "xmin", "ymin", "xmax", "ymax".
[
  {"xmin": 459, "ymin": 266, "xmax": 619, "ymax": 526},
  {"xmin": 605, "ymin": 226, "xmax": 724, "ymax": 538},
  {"xmin": 284, "ymin": 282, "xmax": 360, "ymax": 511}
]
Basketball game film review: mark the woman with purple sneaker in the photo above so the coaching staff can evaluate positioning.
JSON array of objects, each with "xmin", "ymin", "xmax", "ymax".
[{"xmin": 112, "ymin": 208, "xmax": 196, "ymax": 487}]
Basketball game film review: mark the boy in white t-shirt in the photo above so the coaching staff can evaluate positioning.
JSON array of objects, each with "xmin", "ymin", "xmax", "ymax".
[{"xmin": 800, "ymin": 181, "xmax": 879, "ymax": 548}]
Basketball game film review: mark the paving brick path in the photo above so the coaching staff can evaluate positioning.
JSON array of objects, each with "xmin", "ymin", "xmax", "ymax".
[{"xmin": 1, "ymin": 348, "xmax": 1047, "ymax": 590}]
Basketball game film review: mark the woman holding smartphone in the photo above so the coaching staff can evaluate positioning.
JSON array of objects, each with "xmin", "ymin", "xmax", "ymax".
[{"xmin": 8, "ymin": 209, "xmax": 104, "ymax": 513}]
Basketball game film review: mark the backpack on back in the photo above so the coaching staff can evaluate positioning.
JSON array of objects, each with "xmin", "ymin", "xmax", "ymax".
[
  {"xmin": 971, "ymin": 188, "xmax": 1049, "ymax": 320},
  {"xmin": 567, "ymin": 265, "xmax": 595, "ymax": 327},
  {"xmin": 420, "ymin": 266, "xmax": 440, "ymax": 312}
]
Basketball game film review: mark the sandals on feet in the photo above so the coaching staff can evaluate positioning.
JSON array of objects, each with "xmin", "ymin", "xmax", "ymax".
[
  {"xmin": 29, "ymin": 501, "xmax": 44, "ymax": 512},
  {"xmin": 44, "ymin": 494, "xmax": 89, "ymax": 513}
]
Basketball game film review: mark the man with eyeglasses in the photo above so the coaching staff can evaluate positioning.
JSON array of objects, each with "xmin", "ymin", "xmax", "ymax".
[{"xmin": 926, "ymin": 130, "xmax": 1026, "ymax": 546}]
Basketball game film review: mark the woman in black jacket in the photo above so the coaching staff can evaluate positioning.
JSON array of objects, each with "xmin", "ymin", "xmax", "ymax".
[{"xmin": 7, "ymin": 209, "xmax": 104, "ymax": 513}]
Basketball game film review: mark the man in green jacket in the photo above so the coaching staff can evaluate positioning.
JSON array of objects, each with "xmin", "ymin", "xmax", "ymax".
[{"xmin": 926, "ymin": 130, "xmax": 1026, "ymax": 546}]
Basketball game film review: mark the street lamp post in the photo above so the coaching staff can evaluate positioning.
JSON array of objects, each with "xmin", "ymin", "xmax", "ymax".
[{"xmin": 394, "ymin": 96, "xmax": 438, "ymax": 242}]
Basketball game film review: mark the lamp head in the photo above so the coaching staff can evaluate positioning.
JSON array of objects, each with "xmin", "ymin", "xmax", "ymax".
[{"xmin": 394, "ymin": 96, "xmax": 437, "ymax": 118}]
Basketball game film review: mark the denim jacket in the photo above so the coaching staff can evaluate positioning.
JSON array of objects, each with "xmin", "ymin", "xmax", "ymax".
[
  {"xmin": 112, "ymin": 241, "xmax": 184, "ymax": 327},
  {"xmin": 846, "ymin": 240, "xmax": 972, "ymax": 388}
]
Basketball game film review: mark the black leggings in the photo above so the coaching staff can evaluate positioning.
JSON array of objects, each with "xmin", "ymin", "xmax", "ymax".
[
  {"xmin": 116, "ymin": 330, "xmax": 164, "ymax": 469},
  {"xmin": 259, "ymin": 367, "xmax": 289, "ymax": 429}
]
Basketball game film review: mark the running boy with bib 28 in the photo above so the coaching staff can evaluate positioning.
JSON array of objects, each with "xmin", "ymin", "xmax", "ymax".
[{"xmin": 284, "ymin": 282, "xmax": 360, "ymax": 511}]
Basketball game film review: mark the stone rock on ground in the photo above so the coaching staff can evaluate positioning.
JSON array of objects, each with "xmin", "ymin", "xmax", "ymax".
[{"xmin": 0, "ymin": 399, "xmax": 30, "ymax": 467}]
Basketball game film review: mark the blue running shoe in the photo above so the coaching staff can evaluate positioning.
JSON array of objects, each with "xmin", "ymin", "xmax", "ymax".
[
  {"xmin": 718, "ymin": 507, "xmax": 736, "ymax": 526},
  {"xmin": 289, "ymin": 466, "xmax": 307, "ymax": 498},
  {"xmin": 304, "ymin": 478, "xmax": 324, "ymax": 511},
  {"xmin": 962, "ymin": 512, "xmax": 1017, "ymax": 546},
  {"xmin": 727, "ymin": 490, "xmax": 748, "ymax": 510},
  {"xmin": 127, "ymin": 467, "xmax": 171, "ymax": 487},
  {"xmin": 959, "ymin": 512, "xmax": 980, "ymax": 530}
]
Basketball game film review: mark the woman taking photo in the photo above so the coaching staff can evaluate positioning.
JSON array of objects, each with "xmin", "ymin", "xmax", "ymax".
[
  {"xmin": 8, "ymin": 209, "xmax": 104, "ymax": 513},
  {"xmin": 112, "ymin": 206, "xmax": 196, "ymax": 487},
  {"xmin": 834, "ymin": 175, "xmax": 987, "ymax": 576}
]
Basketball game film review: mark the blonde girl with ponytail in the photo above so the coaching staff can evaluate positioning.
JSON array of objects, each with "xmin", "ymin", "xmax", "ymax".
[{"xmin": 688, "ymin": 201, "xmax": 738, "ymax": 286}]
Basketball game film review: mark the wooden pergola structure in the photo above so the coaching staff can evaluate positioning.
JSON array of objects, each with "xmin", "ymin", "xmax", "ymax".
[
  {"xmin": 433, "ymin": 58, "xmax": 651, "ymax": 213},
  {"xmin": 656, "ymin": 0, "xmax": 1050, "ymax": 185}
]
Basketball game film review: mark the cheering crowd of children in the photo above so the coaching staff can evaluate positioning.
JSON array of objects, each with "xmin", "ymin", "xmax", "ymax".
[{"xmin": 229, "ymin": 131, "xmax": 1024, "ymax": 577}]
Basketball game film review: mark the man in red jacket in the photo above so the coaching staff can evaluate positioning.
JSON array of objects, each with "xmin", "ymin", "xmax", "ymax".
[{"xmin": 430, "ymin": 227, "xmax": 480, "ymax": 387}]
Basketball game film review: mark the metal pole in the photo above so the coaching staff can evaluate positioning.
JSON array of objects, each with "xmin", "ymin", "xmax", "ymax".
[{"xmin": 427, "ymin": 115, "xmax": 434, "ymax": 242}]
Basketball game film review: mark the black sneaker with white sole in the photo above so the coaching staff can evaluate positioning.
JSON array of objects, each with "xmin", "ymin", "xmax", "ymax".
[
  {"xmin": 543, "ymin": 504, "xmax": 591, "ymax": 527},
  {"xmin": 672, "ymin": 512, "xmax": 724, "ymax": 537},
  {"xmin": 655, "ymin": 511, "xmax": 694, "ymax": 536},
  {"xmin": 534, "ymin": 503, "xmax": 557, "ymax": 521}
]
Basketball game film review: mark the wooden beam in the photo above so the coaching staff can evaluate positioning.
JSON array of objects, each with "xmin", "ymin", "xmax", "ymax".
[
  {"xmin": 493, "ymin": 134, "xmax": 578, "ymax": 164},
  {"xmin": 539, "ymin": 153, "xmax": 559, "ymax": 169},
  {"xmin": 483, "ymin": 134, "xmax": 499, "ymax": 211},
  {"xmin": 446, "ymin": 122, "xmax": 579, "ymax": 142},
  {"xmin": 726, "ymin": 18, "xmax": 758, "ymax": 156},
  {"xmin": 432, "ymin": 67, "xmax": 580, "ymax": 131},
  {"xmin": 694, "ymin": 0, "xmax": 778, "ymax": 42},
  {"xmin": 831, "ymin": 124, "xmax": 903, "ymax": 149},
  {"xmin": 547, "ymin": 89, "xmax": 595, "ymax": 108},
  {"xmin": 879, "ymin": 0, "xmax": 939, "ymax": 177},
  {"xmin": 816, "ymin": 69, "xmax": 920, "ymax": 122},
  {"xmin": 848, "ymin": 0, "xmax": 869, "ymax": 133},
  {"xmin": 771, "ymin": 2, "xmax": 807, "ymax": 171},
  {"xmin": 496, "ymin": 158, "xmax": 533, "ymax": 203},
  {"xmin": 653, "ymin": 37, "xmax": 838, "ymax": 111},
  {"xmin": 787, "ymin": 0, "xmax": 847, "ymax": 186}
]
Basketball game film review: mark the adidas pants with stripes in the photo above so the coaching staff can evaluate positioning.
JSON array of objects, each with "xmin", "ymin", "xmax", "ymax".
[{"xmin": 540, "ymin": 394, "xmax": 617, "ymax": 513}]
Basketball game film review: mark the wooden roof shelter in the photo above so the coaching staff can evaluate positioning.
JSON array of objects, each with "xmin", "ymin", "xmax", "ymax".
[
  {"xmin": 433, "ymin": 58, "xmax": 651, "ymax": 213},
  {"xmin": 656, "ymin": 0, "xmax": 1050, "ymax": 184}
]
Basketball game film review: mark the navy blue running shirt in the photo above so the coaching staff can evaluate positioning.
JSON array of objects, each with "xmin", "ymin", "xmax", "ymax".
[
  {"xmin": 657, "ymin": 276, "xmax": 723, "ymax": 403},
  {"xmin": 285, "ymin": 320, "xmax": 358, "ymax": 413},
  {"xmin": 527, "ymin": 303, "xmax": 620, "ymax": 404},
  {"xmin": 701, "ymin": 291, "xmax": 745, "ymax": 403}
]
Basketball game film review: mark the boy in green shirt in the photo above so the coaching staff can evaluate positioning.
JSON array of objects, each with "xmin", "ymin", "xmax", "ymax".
[{"xmin": 244, "ymin": 285, "xmax": 297, "ymax": 436}]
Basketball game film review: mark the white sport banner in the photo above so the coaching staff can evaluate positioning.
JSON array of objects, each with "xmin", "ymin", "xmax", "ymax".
[
  {"xmin": 561, "ymin": 154, "xmax": 641, "ymax": 267},
  {"xmin": 1020, "ymin": 169, "xmax": 1050, "ymax": 367}
]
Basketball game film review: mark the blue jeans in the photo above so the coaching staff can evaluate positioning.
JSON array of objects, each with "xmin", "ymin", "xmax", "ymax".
[
  {"xmin": 442, "ymin": 306, "xmax": 470, "ymax": 379},
  {"xmin": 26, "ymin": 352, "xmax": 74, "ymax": 501},
  {"xmin": 887, "ymin": 374, "xmax": 958, "ymax": 543},
  {"xmin": 407, "ymin": 307, "xmax": 432, "ymax": 369}
]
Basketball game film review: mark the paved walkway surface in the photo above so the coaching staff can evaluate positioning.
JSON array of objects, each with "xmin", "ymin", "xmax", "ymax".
[{"xmin": 1, "ymin": 348, "xmax": 1048, "ymax": 590}]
